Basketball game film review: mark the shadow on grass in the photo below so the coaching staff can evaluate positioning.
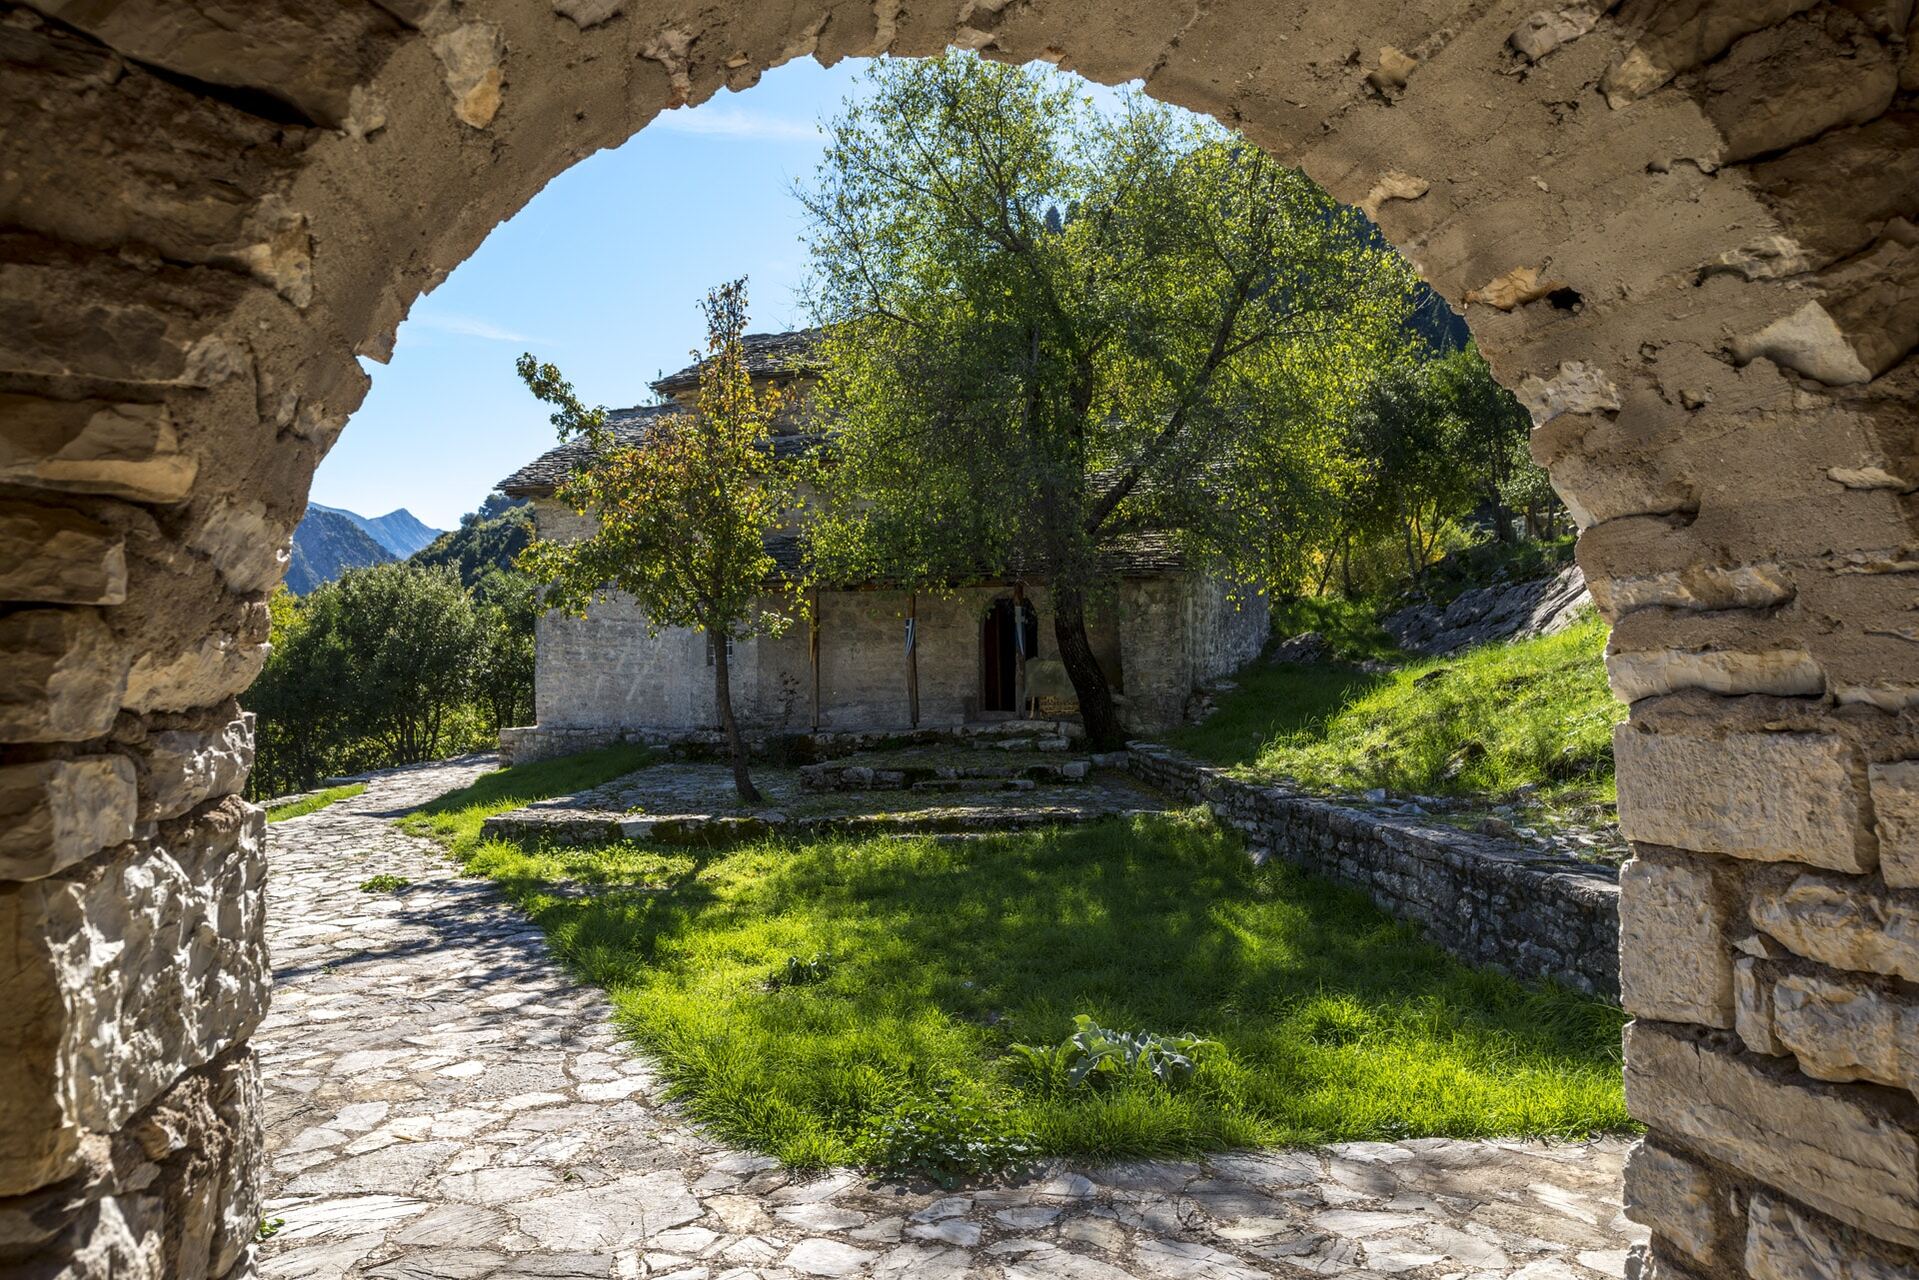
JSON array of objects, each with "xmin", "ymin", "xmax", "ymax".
[{"xmin": 460, "ymin": 809, "xmax": 1630, "ymax": 1168}]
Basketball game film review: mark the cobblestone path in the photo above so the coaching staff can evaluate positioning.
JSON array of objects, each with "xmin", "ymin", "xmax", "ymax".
[{"xmin": 257, "ymin": 757, "xmax": 1645, "ymax": 1280}]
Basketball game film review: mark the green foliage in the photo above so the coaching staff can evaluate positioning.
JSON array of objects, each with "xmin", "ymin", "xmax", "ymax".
[
  {"xmin": 256, "ymin": 1217, "xmax": 285, "ymax": 1242},
  {"xmin": 798, "ymin": 53, "xmax": 1423, "ymax": 743},
  {"xmin": 863, "ymin": 1087, "xmax": 1035, "ymax": 1187},
  {"xmin": 1266, "ymin": 597, "xmax": 1401, "ymax": 662},
  {"xmin": 410, "ymin": 491, "xmax": 533, "ymax": 589},
  {"xmin": 518, "ymin": 279, "xmax": 795, "ymax": 798},
  {"xmin": 421, "ymin": 807, "xmax": 1629, "ymax": 1169},
  {"xmin": 265, "ymin": 782, "xmax": 366, "ymax": 823},
  {"xmin": 1012, "ymin": 1015, "xmax": 1218, "ymax": 1088},
  {"xmin": 1183, "ymin": 616, "xmax": 1624, "ymax": 801},
  {"xmin": 359, "ymin": 873, "xmax": 410, "ymax": 893},
  {"xmin": 244, "ymin": 563, "xmax": 501, "ymax": 797}
]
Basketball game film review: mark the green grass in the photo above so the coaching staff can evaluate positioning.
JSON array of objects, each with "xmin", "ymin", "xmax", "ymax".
[
  {"xmin": 1266, "ymin": 596, "xmax": 1402, "ymax": 662},
  {"xmin": 266, "ymin": 782, "xmax": 366, "ymax": 823},
  {"xmin": 360, "ymin": 873, "xmax": 411, "ymax": 893},
  {"xmin": 395, "ymin": 744, "xmax": 659, "ymax": 845},
  {"xmin": 1176, "ymin": 615, "xmax": 1623, "ymax": 802},
  {"xmin": 413, "ymin": 756, "xmax": 1627, "ymax": 1170}
]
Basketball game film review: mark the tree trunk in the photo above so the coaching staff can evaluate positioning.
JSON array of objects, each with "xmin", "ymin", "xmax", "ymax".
[
  {"xmin": 1051, "ymin": 583, "xmax": 1125, "ymax": 750},
  {"xmin": 712, "ymin": 638, "xmax": 760, "ymax": 802}
]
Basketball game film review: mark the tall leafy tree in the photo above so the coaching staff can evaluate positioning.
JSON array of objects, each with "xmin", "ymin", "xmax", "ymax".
[
  {"xmin": 518, "ymin": 279, "xmax": 795, "ymax": 800},
  {"xmin": 798, "ymin": 53, "xmax": 1418, "ymax": 746}
]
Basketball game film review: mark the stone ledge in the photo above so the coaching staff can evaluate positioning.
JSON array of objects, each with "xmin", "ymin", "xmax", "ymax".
[
  {"xmin": 1625, "ymin": 1021, "xmax": 1919, "ymax": 1249},
  {"xmin": 1126, "ymin": 745, "xmax": 1620, "ymax": 996}
]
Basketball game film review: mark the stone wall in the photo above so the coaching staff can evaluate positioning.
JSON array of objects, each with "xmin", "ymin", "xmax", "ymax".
[
  {"xmin": 4, "ymin": 0, "xmax": 1918, "ymax": 1275},
  {"xmin": 1128, "ymin": 745, "xmax": 1621, "ymax": 996}
]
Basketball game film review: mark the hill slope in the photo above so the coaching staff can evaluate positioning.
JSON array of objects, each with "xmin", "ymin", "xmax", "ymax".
[
  {"xmin": 309, "ymin": 502, "xmax": 444, "ymax": 558},
  {"xmin": 286, "ymin": 507, "xmax": 395, "ymax": 594},
  {"xmin": 410, "ymin": 492, "xmax": 533, "ymax": 587}
]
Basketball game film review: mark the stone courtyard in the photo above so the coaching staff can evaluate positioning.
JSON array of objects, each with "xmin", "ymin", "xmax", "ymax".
[{"xmin": 257, "ymin": 757, "xmax": 1643, "ymax": 1279}]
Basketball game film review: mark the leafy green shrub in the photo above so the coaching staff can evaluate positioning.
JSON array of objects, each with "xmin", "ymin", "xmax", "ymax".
[
  {"xmin": 359, "ymin": 873, "xmax": 410, "ymax": 893},
  {"xmin": 1012, "ymin": 1015, "xmax": 1218, "ymax": 1088},
  {"xmin": 862, "ymin": 1087, "xmax": 1033, "ymax": 1188}
]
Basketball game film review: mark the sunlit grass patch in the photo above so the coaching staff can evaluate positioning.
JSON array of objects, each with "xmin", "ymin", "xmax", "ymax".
[
  {"xmin": 427, "ymin": 808, "xmax": 1629, "ymax": 1174},
  {"xmin": 1175, "ymin": 615, "xmax": 1623, "ymax": 803},
  {"xmin": 266, "ymin": 782, "xmax": 366, "ymax": 823},
  {"xmin": 395, "ymin": 744, "xmax": 659, "ymax": 847}
]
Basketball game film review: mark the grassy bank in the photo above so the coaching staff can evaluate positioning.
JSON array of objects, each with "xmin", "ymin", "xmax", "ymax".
[
  {"xmin": 395, "ymin": 743, "xmax": 657, "ymax": 845},
  {"xmin": 1172, "ymin": 615, "xmax": 1623, "ymax": 802},
  {"xmin": 266, "ymin": 782, "xmax": 366, "ymax": 823},
  {"xmin": 410, "ymin": 758, "xmax": 1629, "ymax": 1176}
]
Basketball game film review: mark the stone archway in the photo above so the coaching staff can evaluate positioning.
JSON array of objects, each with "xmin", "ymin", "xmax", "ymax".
[{"xmin": 3, "ymin": 1, "xmax": 1915, "ymax": 1275}]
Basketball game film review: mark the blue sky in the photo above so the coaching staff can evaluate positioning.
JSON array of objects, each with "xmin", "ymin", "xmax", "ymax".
[
  {"xmin": 312, "ymin": 58, "xmax": 871, "ymax": 529},
  {"xmin": 315, "ymin": 57, "xmax": 1146, "ymax": 531}
]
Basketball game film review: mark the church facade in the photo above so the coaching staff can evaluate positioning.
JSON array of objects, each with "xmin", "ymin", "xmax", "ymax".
[{"xmin": 497, "ymin": 330, "xmax": 1267, "ymax": 759}]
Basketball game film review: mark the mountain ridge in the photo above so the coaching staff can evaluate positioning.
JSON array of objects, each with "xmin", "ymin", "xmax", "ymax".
[{"xmin": 309, "ymin": 502, "xmax": 444, "ymax": 558}]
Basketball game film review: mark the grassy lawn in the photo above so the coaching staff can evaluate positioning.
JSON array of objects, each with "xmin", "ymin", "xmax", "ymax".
[
  {"xmin": 266, "ymin": 782, "xmax": 366, "ymax": 823},
  {"xmin": 396, "ymin": 744, "xmax": 658, "ymax": 843},
  {"xmin": 410, "ymin": 754, "xmax": 1628, "ymax": 1176},
  {"xmin": 1172, "ymin": 615, "xmax": 1623, "ymax": 803}
]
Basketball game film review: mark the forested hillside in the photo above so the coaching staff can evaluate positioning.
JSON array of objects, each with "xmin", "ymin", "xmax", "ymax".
[{"xmin": 285, "ymin": 506, "xmax": 393, "ymax": 594}]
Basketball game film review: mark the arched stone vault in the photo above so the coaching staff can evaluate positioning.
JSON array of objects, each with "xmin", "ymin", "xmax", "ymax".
[{"xmin": 2, "ymin": 0, "xmax": 1915, "ymax": 1274}]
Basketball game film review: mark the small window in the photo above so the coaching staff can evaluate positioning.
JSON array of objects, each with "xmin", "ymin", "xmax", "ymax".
[{"xmin": 704, "ymin": 633, "xmax": 736, "ymax": 666}]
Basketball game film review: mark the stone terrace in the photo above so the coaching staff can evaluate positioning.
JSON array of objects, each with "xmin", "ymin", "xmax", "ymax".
[
  {"xmin": 479, "ymin": 750, "xmax": 1170, "ymax": 846},
  {"xmin": 257, "ymin": 756, "xmax": 1644, "ymax": 1279}
]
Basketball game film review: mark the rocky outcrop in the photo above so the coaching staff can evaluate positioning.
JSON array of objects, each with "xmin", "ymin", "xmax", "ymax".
[{"xmin": 1383, "ymin": 564, "xmax": 1593, "ymax": 656}]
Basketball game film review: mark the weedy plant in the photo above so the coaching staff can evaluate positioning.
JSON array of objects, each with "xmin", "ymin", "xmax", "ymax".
[
  {"xmin": 766, "ymin": 952, "xmax": 834, "ymax": 990},
  {"xmin": 359, "ymin": 873, "xmax": 410, "ymax": 893},
  {"xmin": 1012, "ymin": 1015, "xmax": 1219, "ymax": 1088},
  {"xmin": 862, "ymin": 1087, "xmax": 1034, "ymax": 1188}
]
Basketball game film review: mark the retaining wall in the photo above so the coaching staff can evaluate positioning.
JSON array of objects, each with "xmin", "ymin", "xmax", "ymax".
[{"xmin": 1128, "ymin": 745, "xmax": 1620, "ymax": 996}]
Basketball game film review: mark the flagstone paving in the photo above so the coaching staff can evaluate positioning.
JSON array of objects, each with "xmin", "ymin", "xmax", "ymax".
[{"xmin": 257, "ymin": 755, "xmax": 1646, "ymax": 1280}]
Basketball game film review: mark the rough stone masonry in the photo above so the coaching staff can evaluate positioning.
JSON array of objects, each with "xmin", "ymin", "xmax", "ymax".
[{"xmin": 1, "ymin": 0, "xmax": 1916, "ymax": 1277}]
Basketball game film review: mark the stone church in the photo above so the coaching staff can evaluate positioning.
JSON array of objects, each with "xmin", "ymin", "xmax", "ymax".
[{"xmin": 498, "ymin": 330, "xmax": 1267, "ymax": 758}]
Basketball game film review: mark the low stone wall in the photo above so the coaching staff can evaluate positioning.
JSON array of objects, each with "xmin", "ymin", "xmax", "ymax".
[
  {"xmin": 498, "ymin": 719, "xmax": 1087, "ymax": 767},
  {"xmin": 1127, "ymin": 745, "xmax": 1620, "ymax": 997}
]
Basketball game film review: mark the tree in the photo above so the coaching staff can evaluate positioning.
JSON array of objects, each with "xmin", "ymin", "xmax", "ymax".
[
  {"xmin": 473, "ymin": 567, "xmax": 538, "ymax": 731},
  {"xmin": 517, "ymin": 279, "xmax": 795, "ymax": 800},
  {"xmin": 1421, "ymin": 345, "xmax": 1534, "ymax": 542},
  {"xmin": 309, "ymin": 562, "xmax": 483, "ymax": 764},
  {"xmin": 798, "ymin": 53, "xmax": 1418, "ymax": 747}
]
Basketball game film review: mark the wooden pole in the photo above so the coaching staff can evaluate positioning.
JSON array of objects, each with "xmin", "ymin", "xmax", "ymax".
[
  {"xmin": 809, "ymin": 588, "xmax": 821, "ymax": 732},
  {"xmin": 906, "ymin": 592, "xmax": 920, "ymax": 728}
]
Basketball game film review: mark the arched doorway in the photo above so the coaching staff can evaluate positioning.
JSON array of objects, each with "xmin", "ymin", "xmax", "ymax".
[{"xmin": 4, "ymin": 3, "xmax": 1916, "ymax": 1276}]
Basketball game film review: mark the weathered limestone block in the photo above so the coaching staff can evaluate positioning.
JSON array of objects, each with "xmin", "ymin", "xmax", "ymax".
[
  {"xmin": 1603, "ymin": 0, "xmax": 1820, "ymax": 105},
  {"xmin": 1733, "ymin": 239, "xmax": 1919, "ymax": 386},
  {"xmin": 1738, "ymin": 113, "xmax": 1919, "ymax": 273},
  {"xmin": 0, "ymin": 609, "xmax": 128, "ymax": 743},
  {"xmin": 1510, "ymin": 4, "xmax": 1601, "ymax": 60},
  {"xmin": 1694, "ymin": 9, "xmax": 1899, "ymax": 164},
  {"xmin": 1871, "ymin": 761, "xmax": 1919, "ymax": 889},
  {"xmin": 1769, "ymin": 968, "xmax": 1918, "ymax": 1092},
  {"xmin": 1734, "ymin": 956, "xmax": 1788, "ymax": 1056},
  {"xmin": 1746, "ymin": 1192, "xmax": 1919, "ymax": 1280},
  {"xmin": 0, "ymin": 757, "xmax": 135, "ymax": 881},
  {"xmin": 432, "ymin": 22, "xmax": 506, "ymax": 129},
  {"xmin": 1619, "ymin": 853, "xmax": 1737, "ymax": 1027},
  {"xmin": 0, "ymin": 396, "xmax": 196, "ymax": 505},
  {"xmin": 1625, "ymin": 1022, "xmax": 1919, "ymax": 1247},
  {"xmin": 182, "ymin": 496, "xmax": 292, "ymax": 596},
  {"xmin": 0, "ymin": 15, "xmax": 309, "ymax": 291},
  {"xmin": 23, "ymin": 0, "xmax": 408, "ymax": 129},
  {"xmin": 1624, "ymin": 1139, "xmax": 1728, "ymax": 1267},
  {"xmin": 1614, "ymin": 723, "xmax": 1874, "ymax": 871},
  {"xmin": 133, "ymin": 712, "xmax": 253, "ymax": 823},
  {"xmin": 0, "ymin": 502, "xmax": 126, "ymax": 605},
  {"xmin": 0, "ymin": 253, "xmax": 251, "ymax": 389},
  {"xmin": 0, "ymin": 1050, "xmax": 261, "ymax": 1280},
  {"xmin": 0, "ymin": 798, "xmax": 267, "ymax": 1197},
  {"xmin": 1751, "ymin": 872, "xmax": 1919, "ymax": 981},
  {"xmin": 1607, "ymin": 640, "xmax": 1824, "ymax": 703}
]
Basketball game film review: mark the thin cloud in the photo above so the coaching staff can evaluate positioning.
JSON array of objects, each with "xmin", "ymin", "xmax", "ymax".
[
  {"xmin": 407, "ymin": 310, "xmax": 551, "ymax": 345},
  {"xmin": 651, "ymin": 106, "xmax": 824, "ymax": 144}
]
